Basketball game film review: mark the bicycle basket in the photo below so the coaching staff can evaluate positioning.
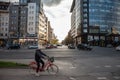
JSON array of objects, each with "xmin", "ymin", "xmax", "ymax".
[{"xmin": 49, "ymin": 57, "xmax": 54, "ymax": 62}]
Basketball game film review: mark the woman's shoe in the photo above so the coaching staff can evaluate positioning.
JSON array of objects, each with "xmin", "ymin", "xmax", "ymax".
[{"xmin": 35, "ymin": 72, "xmax": 39, "ymax": 76}]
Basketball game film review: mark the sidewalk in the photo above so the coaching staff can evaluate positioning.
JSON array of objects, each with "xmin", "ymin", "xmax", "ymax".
[
  {"xmin": 0, "ymin": 59, "xmax": 68, "ymax": 80},
  {"xmin": 0, "ymin": 68, "xmax": 69, "ymax": 80}
]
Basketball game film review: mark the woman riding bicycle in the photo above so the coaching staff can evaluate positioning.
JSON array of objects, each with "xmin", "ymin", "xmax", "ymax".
[{"xmin": 35, "ymin": 49, "xmax": 48, "ymax": 76}]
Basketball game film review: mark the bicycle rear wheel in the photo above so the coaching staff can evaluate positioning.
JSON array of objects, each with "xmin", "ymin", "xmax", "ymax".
[{"xmin": 47, "ymin": 64, "xmax": 59, "ymax": 75}]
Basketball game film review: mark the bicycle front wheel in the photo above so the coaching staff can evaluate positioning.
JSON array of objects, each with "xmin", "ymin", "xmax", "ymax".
[{"xmin": 47, "ymin": 64, "xmax": 59, "ymax": 75}]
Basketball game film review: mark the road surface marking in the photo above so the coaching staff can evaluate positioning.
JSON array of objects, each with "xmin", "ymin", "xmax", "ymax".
[
  {"xmin": 97, "ymin": 77, "xmax": 107, "ymax": 80},
  {"xmin": 113, "ymin": 76, "xmax": 120, "ymax": 79},
  {"xmin": 70, "ymin": 66, "xmax": 76, "ymax": 69},
  {"xmin": 95, "ymin": 66, "xmax": 100, "ymax": 68},
  {"xmin": 104, "ymin": 65, "xmax": 111, "ymax": 68},
  {"xmin": 59, "ymin": 67, "xmax": 64, "ymax": 69},
  {"xmin": 69, "ymin": 77, "xmax": 76, "ymax": 80},
  {"xmin": 116, "ymin": 65, "xmax": 120, "ymax": 68}
]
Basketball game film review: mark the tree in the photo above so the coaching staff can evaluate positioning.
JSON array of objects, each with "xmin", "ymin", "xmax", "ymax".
[
  {"xmin": 62, "ymin": 31, "xmax": 74, "ymax": 45},
  {"xmin": 51, "ymin": 39, "xmax": 59, "ymax": 44}
]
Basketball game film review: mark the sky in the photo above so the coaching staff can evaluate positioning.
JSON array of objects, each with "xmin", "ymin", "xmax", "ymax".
[
  {"xmin": 42, "ymin": 0, "xmax": 73, "ymax": 42},
  {"xmin": 1, "ymin": 0, "xmax": 73, "ymax": 42}
]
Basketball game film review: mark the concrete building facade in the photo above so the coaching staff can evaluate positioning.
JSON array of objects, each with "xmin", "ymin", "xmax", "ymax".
[
  {"xmin": 9, "ymin": 2, "xmax": 20, "ymax": 44},
  {"xmin": 70, "ymin": 0, "xmax": 120, "ymax": 46},
  {"xmin": 0, "ymin": 2, "xmax": 10, "ymax": 47},
  {"xmin": 0, "ymin": 0, "xmax": 57, "ymax": 47},
  {"xmin": 38, "ymin": 5, "xmax": 48, "ymax": 48}
]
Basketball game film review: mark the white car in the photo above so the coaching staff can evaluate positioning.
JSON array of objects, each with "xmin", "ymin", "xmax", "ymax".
[
  {"xmin": 116, "ymin": 46, "xmax": 120, "ymax": 51},
  {"xmin": 28, "ymin": 45, "xmax": 38, "ymax": 49}
]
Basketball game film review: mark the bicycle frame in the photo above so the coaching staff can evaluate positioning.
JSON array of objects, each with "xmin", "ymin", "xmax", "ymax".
[
  {"xmin": 42, "ymin": 60, "xmax": 53, "ymax": 71},
  {"xmin": 29, "ymin": 59, "xmax": 53, "ymax": 72}
]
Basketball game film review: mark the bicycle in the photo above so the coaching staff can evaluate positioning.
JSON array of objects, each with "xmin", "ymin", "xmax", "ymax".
[{"xmin": 29, "ymin": 57, "xmax": 59, "ymax": 75}]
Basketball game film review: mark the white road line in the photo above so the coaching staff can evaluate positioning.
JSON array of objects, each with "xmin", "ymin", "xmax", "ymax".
[
  {"xmin": 69, "ymin": 77, "xmax": 76, "ymax": 80},
  {"xmin": 116, "ymin": 65, "xmax": 120, "ymax": 67},
  {"xmin": 58, "ymin": 67, "xmax": 64, "ymax": 69},
  {"xmin": 95, "ymin": 66, "xmax": 101, "ymax": 68},
  {"xmin": 113, "ymin": 76, "xmax": 120, "ymax": 79},
  {"xmin": 70, "ymin": 66, "xmax": 76, "ymax": 69},
  {"xmin": 104, "ymin": 65, "xmax": 111, "ymax": 68},
  {"xmin": 97, "ymin": 77, "xmax": 107, "ymax": 80}
]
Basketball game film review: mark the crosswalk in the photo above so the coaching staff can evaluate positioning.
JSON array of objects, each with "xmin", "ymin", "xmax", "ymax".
[
  {"xmin": 68, "ymin": 76, "xmax": 120, "ymax": 80},
  {"xmin": 95, "ymin": 65, "xmax": 120, "ymax": 68}
]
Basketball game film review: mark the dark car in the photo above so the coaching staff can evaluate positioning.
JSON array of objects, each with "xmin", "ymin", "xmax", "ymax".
[
  {"xmin": 6, "ymin": 44, "xmax": 20, "ymax": 49},
  {"xmin": 68, "ymin": 44, "xmax": 75, "ymax": 49},
  {"xmin": 77, "ymin": 43, "xmax": 92, "ymax": 50},
  {"xmin": 46, "ymin": 44, "xmax": 57, "ymax": 49}
]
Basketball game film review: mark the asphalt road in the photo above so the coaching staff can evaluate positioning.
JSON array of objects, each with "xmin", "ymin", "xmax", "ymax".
[{"xmin": 0, "ymin": 46, "xmax": 120, "ymax": 80}]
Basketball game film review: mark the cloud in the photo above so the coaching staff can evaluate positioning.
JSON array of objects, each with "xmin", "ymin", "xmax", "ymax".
[
  {"xmin": 45, "ymin": 9, "xmax": 56, "ymax": 18},
  {"xmin": 43, "ymin": 0, "xmax": 73, "ymax": 42},
  {"xmin": 41, "ymin": 0, "xmax": 63, "ymax": 7}
]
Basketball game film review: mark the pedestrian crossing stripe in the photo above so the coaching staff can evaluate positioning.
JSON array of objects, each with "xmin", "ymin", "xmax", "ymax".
[{"xmin": 97, "ymin": 77, "xmax": 107, "ymax": 80}]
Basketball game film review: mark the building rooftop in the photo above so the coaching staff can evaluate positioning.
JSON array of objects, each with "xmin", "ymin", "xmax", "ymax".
[{"xmin": 0, "ymin": 2, "xmax": 10, "ymax": 12}]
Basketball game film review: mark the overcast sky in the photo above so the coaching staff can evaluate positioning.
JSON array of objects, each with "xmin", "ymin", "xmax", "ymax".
[
  {"xmin": 42, "ymin": 0, "xmax": 72, "ymax": 42},
  {"xmin": 1, "ymin": 0, "xmax": 73, "ymax": 42}
]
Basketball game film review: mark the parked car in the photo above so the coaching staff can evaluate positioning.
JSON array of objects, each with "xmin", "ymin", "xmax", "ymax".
[
  {"xmin": 46, "ymin": 44, "xmax": 57, "ymax": 49},
  {"xmin": 57, "ymin": 44, "xmax": 62, "ymax": 46},
  {"xmin": 77, "ymin": 43, "xmax": 92, "ymax": 50},
  {"xmin": 52, "ymin": 44, "xmax": 57, "ymax": 48},
  {"xmin": 106, "ymin": 44, "xmax": 113, "ymax": 48},
  {"xmin": 28, "ymin": 45, "xmax": 38, "ymax": 49},
  {"xmin": 6, "ymin": 44, "xmax": 20, "ymax": 49},
  {"xmin": 68, "ymin": 44, "xmax": 75, "ymax": 49},
  {"xmin": 116, "ymin": 45, "xmax": 120, "ymax": 51},
  {"xmin": 46, "ymin": 45, "xmax": 53, "ymax": 49}
]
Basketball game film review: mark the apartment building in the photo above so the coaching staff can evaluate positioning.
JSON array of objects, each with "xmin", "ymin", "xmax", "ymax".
[
  {"xmin": 18, "ymin": 0, "xmax": 27, "ymax": 45},
  {"xmin": 47, "ymin": 21, "xmax": 52, "ymax": 43},
  {"xmin": 38, "ymin": 5, "xmax": 48, "ymax": 48},
  {"xmin": 9, "ymin": 2, "xmax": 20, "ymax": 44},
  {"xmin": 9, "ymin": 0, "xmax": 42, "ymax": 45},
  {"xmin": 0, "ymin": 0, "xmax": 56, "ymax": 47},
  {"xmin": 0, "ymin": 2, "xmax": 10, "ymax": 46}
]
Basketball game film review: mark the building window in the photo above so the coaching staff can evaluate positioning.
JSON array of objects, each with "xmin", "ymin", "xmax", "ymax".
[
  {"xmin": 31, "ymin": 28, "xmax": 33, "ymax": 30},
  {"xmin": 83, "ymin": 24, "xmax": 88, "ymax": 27},
  {"xmin": 84, "ymin": 18, "xmax": 87, "ymax": 22},
  {"xmin": 5, "ymin": 23, "xmax": 8, "ymax": 26},
  {"xmin": 29, "ymin": 11, "xmax": 31, "ymax": 14},
  {"xmin": 32, "ymin": 11, "xmax": 34, "ymax": 14},
  {"xmin": 2, "ymin": 22, "xmax": 4, "ymax": 26},
  {"xmin": 83, "ymin": 9, "xmax": 87, "ymax": 12},
  {"xmin": 84, "ymin": 14, "xmax": 87, "ymax": 18},
  {"xmin": 83, "ymin": 3, "xmax": 87, "ymax": 7},
  {"xmin": 0, "ymin": 33, "xmax": 3, "ymax": 36},
  {"xmin": 32, "ymin": 6, "xmax": 34, "ymax": 9},
  {"xmin": 83, "ymin": 29, "xmax": 88, "ymax": 33},
  {"xmin": 11, "ymin": 21, "xmax": 14, "ymax": 24},
  {"xmin": 2, "ymin": 28, "xmax": 4, "ymax": 31},
  {"xmin": 5, "ymin": 33, "xmax": 7, "ymax": 36},
  {"xmin": 5, "ymin": 28, "xmax": 7, "ymax": 31}
]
